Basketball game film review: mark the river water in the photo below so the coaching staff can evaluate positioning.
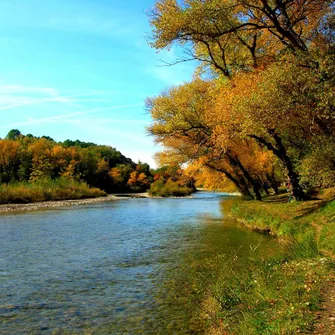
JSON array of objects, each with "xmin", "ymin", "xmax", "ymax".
[{"xmin": 0, "ymin": 192, "xmax": 278, "ymax": 334}]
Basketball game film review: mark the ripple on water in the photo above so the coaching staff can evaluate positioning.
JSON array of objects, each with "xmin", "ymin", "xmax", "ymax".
[{"xmin": 0, "ymin": 192, "xmax": 280, "ymax": 334}]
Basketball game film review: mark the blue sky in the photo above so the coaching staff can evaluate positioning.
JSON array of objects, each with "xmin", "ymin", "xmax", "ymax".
[{"xmin": 0, "ymin": 0, "xmax": 196, "ymax": 167}]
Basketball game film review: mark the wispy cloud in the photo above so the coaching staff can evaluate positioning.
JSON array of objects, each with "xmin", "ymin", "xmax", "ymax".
[
  {"xmin": 0, "ymin": 85, "xmax": 91, "ymax": 111},
  {"xmin": 0, "ymin": 111, "xmax": 85, "ymax": 129},
  {"xmin": 0, "ymin": 94, "xmax": 87, "ymax": 111},
  {"xmin": 0, "ymin": 1, "xmax": 144, "ymax": 39},
  {"xmin": 0, "ymin": 90, "xmax": 147, "ymax": 130},
  {"xmin": 0, "ymin": 84, "xmax": 146, "ymax": 114}
]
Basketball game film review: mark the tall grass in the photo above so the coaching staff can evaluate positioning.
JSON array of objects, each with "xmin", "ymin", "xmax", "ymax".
[
  {"xmin": 204, "ymin": 255, "xmax": 328, "ymax": 335},
  {"xmin": 0, "ymin": 178, "xmax": 106, "ymax": 204},
  {"xmin": 202, "ymin": 196, "xmax": 335, "ymax": 334},
  {"xmin": 170, "ymin": 194, "xmax": 335, "ymax": 334}
]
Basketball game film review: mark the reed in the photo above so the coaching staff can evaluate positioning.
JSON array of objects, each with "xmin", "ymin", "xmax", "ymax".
[{"xmin": 0, "ymin": 178, "xmax": 106, "ymax": 204}]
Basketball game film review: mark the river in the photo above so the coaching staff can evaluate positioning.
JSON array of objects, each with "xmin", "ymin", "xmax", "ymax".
[{"xmin": 0, "ymin": 192, "xmax": 279, "ymax": 334}]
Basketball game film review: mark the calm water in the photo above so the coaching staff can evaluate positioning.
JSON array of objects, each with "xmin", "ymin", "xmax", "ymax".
[{"xmin": 0, "ymin": 192, "xmax": 279, "ymax": 334}]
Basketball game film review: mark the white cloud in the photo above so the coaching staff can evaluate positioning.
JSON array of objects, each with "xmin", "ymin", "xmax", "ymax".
[
  {"xmin": 0, "ymin": 111, "xmax": 85, "ymax": 129},
  {"xmin": 0, "ymin": 84, "xmax": 145, "ymax": 113},
  {"xmin": 0, "ymin": 85, "xmax": 91, "ymax": 111}
]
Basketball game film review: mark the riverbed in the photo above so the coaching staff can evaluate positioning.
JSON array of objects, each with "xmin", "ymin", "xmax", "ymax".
[{"xmin": 0, "ymin": 192, "xmax": 279, "ymax": 334}]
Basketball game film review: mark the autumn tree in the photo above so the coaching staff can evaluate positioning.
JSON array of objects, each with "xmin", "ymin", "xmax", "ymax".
[
  {"xmin": 149, "ymin": 163, "xmax": 195, "ymax": 197},
  {"xmin": 147, "ymin": 0, "xmax": 335, "ymax": 199},
  {"xmin": 147, "ymin": 78, "xmax": 282, "ymax": 199},
  {"xmin": 149, "ymin": 0, "xmax": 332, "ymax": 76},
  {"xmin": 0, "ymin": 139, "xmax": 21, "ymax": 182},
  {"xmin": 109, "ymin": 164, "xmax": 133, "ymax": 191},
  {"xmin": 0, "ymin": 130, "xmax": 153, "ymax": 194},
  {"xmin": 127, "ymin": 170, "xmax": 150, "ymax": 191}
]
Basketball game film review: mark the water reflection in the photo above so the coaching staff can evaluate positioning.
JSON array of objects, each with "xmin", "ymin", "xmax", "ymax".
[{"xmin": 0, "ymin": 192, "xmax": 280, "ymax": 334}]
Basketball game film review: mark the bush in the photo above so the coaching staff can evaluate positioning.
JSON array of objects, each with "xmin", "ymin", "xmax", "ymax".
[{"xmin": 148, "ymin": 179, "xmax": 193, "ymax": 197}]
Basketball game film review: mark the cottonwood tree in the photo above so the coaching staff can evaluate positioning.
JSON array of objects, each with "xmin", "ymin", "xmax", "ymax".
[
  {"xmin": 147, "ymin": 78, "xmax": 281, "ymax": 199},
  {"xmin": 147, "ymin": 0, "xmax": 335, "ymax": 199}
]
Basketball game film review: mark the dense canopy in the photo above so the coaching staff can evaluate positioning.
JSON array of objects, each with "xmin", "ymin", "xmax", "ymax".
[{"xmin": 147, "ymin": 0, "xmax": 335, "ymax": 200}]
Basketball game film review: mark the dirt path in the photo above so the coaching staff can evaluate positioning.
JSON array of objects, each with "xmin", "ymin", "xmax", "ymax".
[
  {"xmin": 313, "ymin": 273, "xmax": 335, "ymax": 334},
  {"xmin": 311, "ymin": 219, "xmax": 335, "ymax": 335}
]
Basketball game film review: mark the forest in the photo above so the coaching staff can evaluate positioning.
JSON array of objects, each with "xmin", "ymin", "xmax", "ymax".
[
  {"xmin": 0, "ymin": 129, "xmax": 196, "ymax": 203},
  {"xmin": 1, "ymin": 0, "xmax": 334, "ymax": 203},
  {"xmin": 146, "ymin": 0, "xmax": 335, "ymax": 201}
]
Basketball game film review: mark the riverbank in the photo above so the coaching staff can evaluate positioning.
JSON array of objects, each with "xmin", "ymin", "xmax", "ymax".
[
  {"xmin": 0, "ymin": 193, "xmax": 151, "ymax": 214},
  {"xmin": 205, "ymin": 188, "xmax": 335, "ymax": 334},
  {"xmin": 0, "ymin": 179, "xmax": 107, "ymax": 205},
  {"xmin": 0, "ymin": 191, "xmax": 199, "ymax": 214}
]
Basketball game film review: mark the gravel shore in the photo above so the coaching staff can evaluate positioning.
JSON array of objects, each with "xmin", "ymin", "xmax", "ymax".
[{"xmin": 0, "ymin": 193, "xmax": 150, "ymax": 214}]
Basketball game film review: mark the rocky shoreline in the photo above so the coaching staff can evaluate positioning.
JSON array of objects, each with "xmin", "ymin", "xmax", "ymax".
[{"xmin": 0, "ymin": 193, "xmax": 150, "ymax": 214}]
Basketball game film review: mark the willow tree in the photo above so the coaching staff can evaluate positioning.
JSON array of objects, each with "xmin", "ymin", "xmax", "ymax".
[
  {"xmin": 149, "ymin": 0, "xmax": 332, "ymax": 75},
  {"xmin": 233, "ymin": 61, "xmax": 335, "ymax": 199},
  {"xmin": 148, "ymin": 0, "xmax": 334, "ymax": 199},
  {"xmin": 147, "ymin": 78, "xmax": 281, "ymax": 199}
]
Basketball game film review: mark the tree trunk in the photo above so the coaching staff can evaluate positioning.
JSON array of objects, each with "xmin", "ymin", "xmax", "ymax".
[
  {"xmin": 226, "ymin": 152, "xmax": 262, "ymax": 200},
  {"xmin": 249, "ymin": 132, "xmax": 307, "ymax": 200},
  {"xmin": 271, "ymin": 132, "xmax": 307, "ymax": 200},
  {"xmin": 205, "ymin": 162, "xmax": 252, "ymax": 198},
  {"xmin": 266, "ymin": 172, "xmax": 279, "ymax": 194}
]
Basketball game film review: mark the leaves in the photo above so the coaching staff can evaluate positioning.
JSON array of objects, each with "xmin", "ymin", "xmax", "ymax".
[{"xmin": 147, "ymin": 0, "xmax": 335, "ymax": 196}]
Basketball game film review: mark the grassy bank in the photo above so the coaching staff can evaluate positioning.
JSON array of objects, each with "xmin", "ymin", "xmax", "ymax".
[
  {"xmin": 0, "ymin": 178, "xmax": 106, "ymax": 204},
  {"xmin": 230, "ymin": 188, "xmax": 335, "ymax": 258},
  {"xmin": 198, "ymin": 189, "xmax": 335, "ymax": 334}
]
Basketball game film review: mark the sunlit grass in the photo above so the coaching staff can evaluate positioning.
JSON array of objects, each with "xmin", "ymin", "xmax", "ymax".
[
  {"xmin": 170, "ymin": 189, "xmax": 335, "ymax": 334},
  {"xmin": 0, "ymin": 178, "xmax": 106, "ymax": 204}
]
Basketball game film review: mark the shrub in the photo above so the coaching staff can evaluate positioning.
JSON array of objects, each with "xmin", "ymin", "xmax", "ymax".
[{"xmin": 148, "ymin": 179, "xmax": 193, "ymax": 197}]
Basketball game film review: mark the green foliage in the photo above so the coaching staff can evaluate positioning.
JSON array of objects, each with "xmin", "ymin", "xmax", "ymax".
[
  {"xmin": 299, "ymin": 137, "xmax": 335, "ymax": 188},
  {"xmin": 6, "ymin": 129, "xmax": 22, "ymax": 140},
  {"xmin": 148, "ymin": 164, "xmax": 195, "ymax": 197},
  {"xmin": 62, "ymin": 139, "xmax": 97, "ymax": 148},
  {"xmin": 149, "ymin": 178, "xmax": 193, "ymax": 197}
]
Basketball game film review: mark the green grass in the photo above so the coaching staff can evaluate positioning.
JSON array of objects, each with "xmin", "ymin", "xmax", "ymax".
[
  {"xmin": 193, "ymin": 189, "xmax": 335, "ymax": 334},
  {"xmin": 0, "ymin": 178, "xmax": 106, "ymax": 204},
  {"xmin": 204, "ymin": 257, "xmax": 328, "ymax": 335}
]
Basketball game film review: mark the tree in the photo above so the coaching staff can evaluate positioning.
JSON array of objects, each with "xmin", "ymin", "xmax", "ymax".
[
  {"xmin": 147, "ymin": 0, "xmax": 335, "ymax": 199},
  {"xmin": 0, "ymin": 139, "xmax": 21, "ymax": 182},
  {"xmin": 147, "ymin": 78, "xmax": 280, "ymax": 199},
  {"xmin": 6, "ymin": 129, "xmax": 22, "ymax": 140},
  {"xmin": 149, "ymin": 0, "xmax": 332, "ymax": 76}
]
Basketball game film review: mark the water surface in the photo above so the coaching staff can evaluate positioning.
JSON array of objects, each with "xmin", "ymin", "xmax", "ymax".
[{"xmin": 0, "ymin": 192, "xmax": 279, "ymax": 334}]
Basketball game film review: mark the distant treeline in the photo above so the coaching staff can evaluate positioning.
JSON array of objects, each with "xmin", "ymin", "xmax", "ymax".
[{"xmin": 0, "ymin": 129, "xmax": 195, "ymax": 196}]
